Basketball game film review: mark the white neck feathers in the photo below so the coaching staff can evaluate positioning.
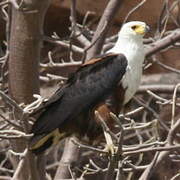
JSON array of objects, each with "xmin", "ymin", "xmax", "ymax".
[
  {"xmin": 108, "ymin": 35, "xmax": 145, "ymax": 65},
  {"xmin": 108, "ymin": 32, "xmax": 145, "ymax": 104}
]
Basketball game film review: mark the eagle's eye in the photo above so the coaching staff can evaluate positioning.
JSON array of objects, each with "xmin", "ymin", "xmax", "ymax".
[{"xmin": 131, "ymin": 25, "xmax": 138, "ymax": 30}]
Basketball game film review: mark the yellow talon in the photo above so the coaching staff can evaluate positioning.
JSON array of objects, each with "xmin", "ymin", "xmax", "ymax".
[{"xmin": 103, "ymin": 131, "xmax": 116, "ymax": 155}]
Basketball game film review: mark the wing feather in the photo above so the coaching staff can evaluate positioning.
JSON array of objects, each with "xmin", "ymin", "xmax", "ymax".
[{"xmin": 31, "ymin": 53, "xmax": 127, "ymax": 135}]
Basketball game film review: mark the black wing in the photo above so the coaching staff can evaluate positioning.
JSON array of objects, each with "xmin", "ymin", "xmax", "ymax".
[{"xmin": 31, "ymin": 53, "xmax": 128, "ymax": 135}]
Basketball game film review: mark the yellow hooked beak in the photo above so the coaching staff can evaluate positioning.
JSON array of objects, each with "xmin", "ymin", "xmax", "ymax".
[{"xmin": 133, "ymin": 25, "xmax": 150, "ymax": 35}]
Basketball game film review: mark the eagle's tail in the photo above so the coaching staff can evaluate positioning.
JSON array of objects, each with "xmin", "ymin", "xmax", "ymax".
[{"xmin": 29, "ymin": 129, "xmax": 66, "ymax": 155}]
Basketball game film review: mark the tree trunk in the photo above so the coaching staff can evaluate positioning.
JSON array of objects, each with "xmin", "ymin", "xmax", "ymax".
[{"xmin": 8, "ymin": 0, "xmax": 51, "ymax": 179}]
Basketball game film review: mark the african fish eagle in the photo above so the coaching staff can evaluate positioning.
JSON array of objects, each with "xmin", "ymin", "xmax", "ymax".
[{"xmin": 29, "ymin": 21, "xmax": 149, "ymax": 154}]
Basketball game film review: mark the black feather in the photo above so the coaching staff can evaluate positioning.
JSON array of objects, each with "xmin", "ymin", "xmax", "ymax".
[{"xmin": 30, "ymin": 53, "xmax": 127, "ymax": 152}]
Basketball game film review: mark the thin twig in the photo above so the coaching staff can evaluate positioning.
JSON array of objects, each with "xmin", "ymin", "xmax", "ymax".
[
  {"xmin": 123, "ymin": 0, "xmax": 147, "ymax": 23},
  {"xmin": 171, "ymin": 84, "xmax": 180, "ymax": 127},
  {"xmin": 0, "ymin": 91, "xmax": 23, "ymax": 112}
]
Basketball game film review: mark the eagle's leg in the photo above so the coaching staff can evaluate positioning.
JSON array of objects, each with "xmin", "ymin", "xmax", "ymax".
[{"xmin": 94, "ymin": 110, "xmax": 116, "ymax": 155}]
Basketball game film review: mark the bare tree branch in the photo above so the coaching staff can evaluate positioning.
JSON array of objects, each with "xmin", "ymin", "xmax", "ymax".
[
  {"xmin": 86, "ymin": 0, "xmax": 124, "ymax": 60},
  {"xmin": 139, "ymin": 118, "xmax": 180, "ymax": 180},
  {"xmin": 146, "ymin": 29, "xmax": 180, "ymax": 57},
  {"xmin": 54, "ymin": 137, "xmax": 80, "ymax": 180}
]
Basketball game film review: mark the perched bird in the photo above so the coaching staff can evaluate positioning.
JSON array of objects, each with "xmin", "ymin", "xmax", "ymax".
[{"xmin": 29, "ymin": 21, "xmax": 149, "ymax": 154}]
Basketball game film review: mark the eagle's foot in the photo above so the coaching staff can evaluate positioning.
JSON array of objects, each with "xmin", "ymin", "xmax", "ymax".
[
  {"xmin": 104, "ymin": 143, "xmax": 116, "ymax": 155},
  {"xmin": 103, "ymin": 131, "xmax": 116, "ymax": 155}
]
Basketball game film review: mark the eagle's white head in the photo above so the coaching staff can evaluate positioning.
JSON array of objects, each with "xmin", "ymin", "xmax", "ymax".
[
  {"xmin": 108, "ymin": 21, "xmax": 149, "ymax": 63},
  {"xmin": 119, "ymin": 21, "xmax": 149, "ymax": 38}
]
